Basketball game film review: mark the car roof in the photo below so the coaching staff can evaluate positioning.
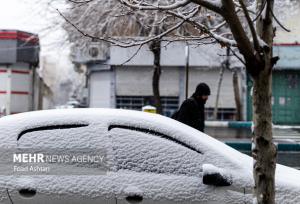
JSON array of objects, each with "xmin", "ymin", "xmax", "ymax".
[{"xmin": 0, "ymin": 108, "xmax": 252, "ymax": 170}]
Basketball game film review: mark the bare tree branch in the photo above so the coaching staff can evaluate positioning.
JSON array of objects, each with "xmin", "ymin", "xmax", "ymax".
[
  {"xmin": 120, "ymin": 44, "xmax": 143, "ymax": 65},
  {"xmin": 118, "ymin": 0, "xmax": 191, "ymax": 10},
  {"xmin": 233, "ymin": 1, "xmax": 256, "ymax": 14},
  {"xmin": 191, "ymin": 0, "xmax": 223, "ymax": 14},
  {"xmin": 166, "ymin": 9, "xmax": 236, "ymax": 46},
  {"xmin": 57, "ymin": 8, "xmax": 187, "ymax": 47},
  {"xmin": 211, "ymin": 20, "xmax": 226, "ymax": 32},
  {"xmin": 238, "ymin": 0, "xmax": 260, "ymax": 51},
  {"xmin": 270, "ymin": 6, "xmax": 291, "ymax": 32},
  {"xmin": 253, "ymin": 0, "xmax": 266, "ymax": 22},
  {"xmin": 221, "ymin": 0, "xmax": 256, "ymax": 65},
  {"xmin": 67, "ymin": 0, "xmax": 94, "ymax": 4},
  {"xmin": 229, "ymin": 46, "xmax": 246, "ymax": 65}
]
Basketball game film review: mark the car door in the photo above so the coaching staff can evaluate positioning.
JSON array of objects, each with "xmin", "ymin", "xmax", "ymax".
[
  {"xmin": 109, "ymin": 125, "xmax": 251, "ymax": 204},
  {"xmin": 8, "ymin": 123, "xmax": 116, "ymax": 204},
  {"xmin": 108, "ymin": 125, "xmax": 248, "ymax": 204}
]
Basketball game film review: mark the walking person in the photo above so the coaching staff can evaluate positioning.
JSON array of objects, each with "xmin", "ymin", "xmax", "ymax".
[{"xmin": 173, "ymin": 83, "xmax": 210, "ymax": 132}]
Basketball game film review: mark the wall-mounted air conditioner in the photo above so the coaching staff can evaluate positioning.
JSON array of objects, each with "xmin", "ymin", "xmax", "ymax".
[{"xmin": 73, "ymin": 42, "xmax": 109, "ymax": 63}]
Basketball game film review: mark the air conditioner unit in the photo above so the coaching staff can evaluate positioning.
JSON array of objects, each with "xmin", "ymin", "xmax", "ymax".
[{"xmin": 73, "ymin": 42, "xmax": 109, "ymax": 63}]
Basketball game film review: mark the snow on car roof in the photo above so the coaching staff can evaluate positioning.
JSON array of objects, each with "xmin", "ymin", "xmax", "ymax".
[{"xmin": 0, "ymin": 109, "xmax": 252, "ymax": 168}]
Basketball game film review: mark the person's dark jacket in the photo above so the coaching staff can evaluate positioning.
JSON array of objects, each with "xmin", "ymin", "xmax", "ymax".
[{"xmin": 176, "ymin": 96, "xmax": 205, "ymax": 132}]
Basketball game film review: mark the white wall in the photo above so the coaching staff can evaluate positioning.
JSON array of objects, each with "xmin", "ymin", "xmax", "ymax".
[
  {"xmin": 110, "ymin": 41, "xmax": 243, "ymax": 68},
  {"xmin": 113, "ymin": 66, "xmax": 242, "ymax": 109},
  {"xmin": 110, "ymin": 45, "xmax": 153, "ymax": 66},
  {"xmin": 11, "ymin": 95, "xmax": 30, "ymax": 113},
  {"xmin": 0, "ymin": 63, "xmax": 32, "ymax": 114},
  {"xmin": 11, "ymin": 71, "xmax": 31, "ymax": 93},
  {"xmin": 115, "ymin": 66, "xmax": 180, "ymax": 96}
]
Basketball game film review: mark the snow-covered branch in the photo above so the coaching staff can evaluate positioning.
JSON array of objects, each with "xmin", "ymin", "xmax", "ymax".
[
  {"xmin": 238, "ymin": 0, "xmax": 260, "ymax": 52},
  {"xmin": 191, "ymin": 0, "xmax": 223, "ymax": 14},
  {"xmin": 58, "ymin": 7, "xmax": 188, "ymax": 47},
  {"xmin": 118, "ymin": 0, "xmax": 191, "ymax": 10},
  {"xmin": 166, "ymin": 9, "xmax": 236, "ymax": 47},
  {"xmin": 67, "ymin": 0, "xmax": 94, "ymax": 3}
]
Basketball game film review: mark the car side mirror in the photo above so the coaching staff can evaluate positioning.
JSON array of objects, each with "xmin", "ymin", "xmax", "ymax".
[{"xmin": 202, "ymin": 164, "xmax": 232, "ymax": 187}]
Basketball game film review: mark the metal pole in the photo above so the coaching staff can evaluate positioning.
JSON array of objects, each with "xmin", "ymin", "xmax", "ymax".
[
  {"xmin": 185, "ymin": 43, "xmax": 190, "ymax": 99},
  {"xmin": 30, "ymin": 65, "xmax": 35, "ymax": 111},
  {"xmin": 6, "ymin": 65, "xmax": 11, "ymax": 115}
]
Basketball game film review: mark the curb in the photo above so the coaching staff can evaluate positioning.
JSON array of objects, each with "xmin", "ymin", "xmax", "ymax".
[
  {"xmin": 225, "ymin": 142, "xmax": 300, "ymax": 152},
  {"xmin": 206, "ymin": 121, "xmax": 300, "ymax": 129}
]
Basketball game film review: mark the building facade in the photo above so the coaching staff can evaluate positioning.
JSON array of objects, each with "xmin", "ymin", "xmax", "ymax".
[
  {"xmin": 247, "ymin": 45, "xmax": 300, "ymax": 125},
  {"xmin": 245, "ymin": 5, "xmax": 300, "ymax": 125},
  {"xmin": 0, "ymin": 30, "xmax": 41, "ymax": 116},
  {"xmin": 77, "ymin": 41, "xmax": 246, "ymax": 120}
]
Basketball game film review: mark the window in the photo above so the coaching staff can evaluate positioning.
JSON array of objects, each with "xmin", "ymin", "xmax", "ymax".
[
  {"xmin": 116, "ymin": 96, "xmax": 179, "ymax": 117},
  {"xmin": 109, "ymin": 127, "xmax": 203, "ymax": 177}
]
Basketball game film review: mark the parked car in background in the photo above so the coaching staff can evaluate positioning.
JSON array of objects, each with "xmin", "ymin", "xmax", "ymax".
[{"xmin": 0, "ymin": 109, "xmax": 299, "ymax": 204}]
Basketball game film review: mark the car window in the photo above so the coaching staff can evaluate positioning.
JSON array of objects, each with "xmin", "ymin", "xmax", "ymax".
[
  {"xmin": 17, "ymin": 124, "xmax": 89, "ymax": 140},
  {"xmin": 17, "ymin": 124, "xmax": 98, "ymax": 148},
  {"xmin": 109, "ymin": 127, "xmax": 204, "ymax": 177},
  {"xmin": 109, "ymin": 124, "xmax": 202, "ymax": 154},
  {"xmin": 16, "ymin": 124, "xmax": 110, "ymax": 175}
]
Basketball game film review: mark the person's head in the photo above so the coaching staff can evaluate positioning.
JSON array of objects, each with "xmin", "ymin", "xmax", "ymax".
[{"xmin": 193, "ymin": 83, "xmax": 210, "ymax": 103}]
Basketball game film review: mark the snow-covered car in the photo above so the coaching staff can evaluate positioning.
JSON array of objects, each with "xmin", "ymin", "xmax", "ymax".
[{"xmin": 0, "ymin": 109, "xmax": 299, "ymax": 204}]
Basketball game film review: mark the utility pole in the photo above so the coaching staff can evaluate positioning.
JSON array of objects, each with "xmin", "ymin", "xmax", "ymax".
[
  {"xmin": 6, "ymin": 65, "xmax": 12, "ymax": 115},
  {"xmin": 213, "ymin": 47, "xmax": 230, "ymax": 120},
  {"xmin": 185, "ymin": 42, "xmax": 190, "ymax": 99}
]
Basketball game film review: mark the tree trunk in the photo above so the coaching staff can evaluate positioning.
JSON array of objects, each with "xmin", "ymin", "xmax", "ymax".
[
  {"xmin": 252, "ymin": 66, "xmax": 277, "ymax": 203},
  {"xmin": 149, "ymin": 39, "xmax": 162, "ymax": 114},
  {"xmin": 213, "ymin": 65, "xmax": 225, "ymax": 120},
  {"xmin": 251, "ymin": 0, "xmax": 277, "ymax": 203},
  {"xmin": 232, "ymin": 70, "xmax": 242, "ymax": 121}
]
